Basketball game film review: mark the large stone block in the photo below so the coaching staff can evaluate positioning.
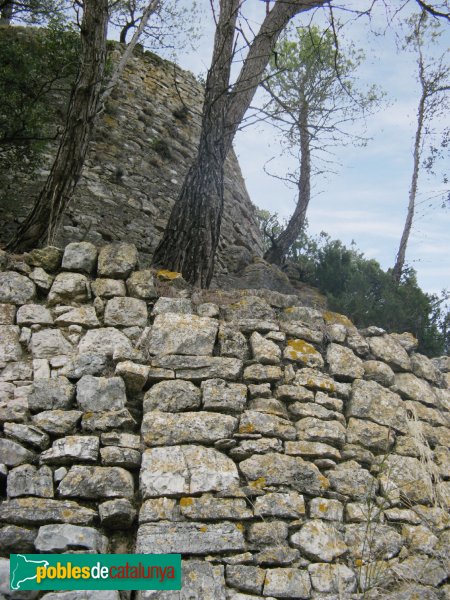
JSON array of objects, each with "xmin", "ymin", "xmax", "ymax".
[
  {"xmin": 239, "ymin": 410, "xmax": 296, "ymax": 440},
  {"xmin": 380, "ymin": 455, "xmax": 435, "ymax": 504},
  {"xmin": 0, "ymin": 497, "xmax": 96, "ymax": 525},
  {"xmin": 201, "ymin": 379, "xmax": 247, "ymax": 414},
  {"xmin": 30, "ymin": 329, "xmax": 73, "ymax": 359},
  {"xmin": 7, "ymin": 464, "xmax": 53, "ymax": 498},
  {"xmin": 239, "ymin": 453, "xmax": 329, "ymax": 495},
  {"xmin": 61, "ymin": 242, "xmax": 98, "ymax": 274},
  {"xmin": 296, "ymin": 417, "xmax": 346, "ymax": 447},
  {"xmin": 78, "ymin": 327, "xmax": 133, "ymax": 357},
  {"xmin": 54, "ymin": 306, "xmax": 100, "ymax": 328},
  {"xmin": 146, "ymin": 313, "xmax": 218, "ymax": 356},
  {"xmin": 283, "ymin": 339, "xmax": 324, "ymax": 368},
  {"xmin": 346, "ymin": 417, "xmax": 394, "ymax": 452},
  {"xmin": 250, "ymin": 331, "xmax": 281, "ymax": 364},
  {"xmin": 58, "ymin": 465, "xmax": 134, "ymax": 499},
  {"xmin": 104, "ymin": 296, "xmax": 148, "ymax": 327},
  {"xmin": 348, "ymin": 379, "xmax": 408, "ymax": 433},
  {"xmin": 29, "ymin": 377, "xmax": 74, "ymax": 412},
  {"xmin": 3, "ymin": 423, "xmax": 50, "ymax": 450},
  {"xmin": 97, "ymin": 243, "xmax": 138, "ymax": 278},
  {"xmin": 76, "ymin": 375, "xmax": 126, "ymax": 411},
  {"xmin": 136, "ymin": 521, "xmax": 245, "ymax": 554},
  {"xmin": 140, "ymin": 445, "xmax": 239, "ymax": 498},
  {"xmin": 143, "ymin": 379, "xmax": 201, "ymax": 413},
  {"xmin": 32, "ymin": 410, "xmax": 82, "ymax": 435},
  {"xmin": 368, "ymin": 334, "xmax": 411, "ymax": 371},
  {"xmin": 327, "ymin": 343, "xmax": 364, "ymax": 380},
  {"xmin": 179, "ymin": 495, "xmax": 252, "ymax": 521},
  {"xmin": 0, "ymin": 438, "xmax": 35, "ymax": 467},
  {"xmin": 40, "ymin": 436, "xmax": 99, "ymax": 464},
  {"xmin": 326, "ymin": 460, "xmax": 377, "ymax": 500},
  {"xmin": 151, "ymin": 355, "xmax": 242, "ymax": 380},
  {"xmin": 291, "ymin": 520, "xmax": 347, "ymax": 562},
  {"xmin": 344, "ymin": 523, "xmax": 403, "ymax": 561},
  {"xmin": 126, "ymin": 270, "xmax": 157, "ymax": 299},
  {"xmin": 263, "ymin": 568, "xmax": 311, "ymax": 598},
  {"xmin": 391, "ymin": 372, "xmax": 438, "ymax": 407},
  {"xmin": 0, "ymin": 325, "xmax": 22, "ymax": 362},
  {"xmin": 48, "ymin": 272, "xmax": 90, "ymax": 305},
  {"xmin": 35, "ymin": 524, "xmax": 107, "ymax": 553},
  {"xmin": 142, "ymin": 411, "xmax": 237, "ymax": 446},
  {"xmin": 0, "ymin": 271, "xmax": 35, "ymax": 304},
  {"xmin": 17, "ymin": 304, "xmax": 53, "ymax": 325},
  {"xmin": 308, "ymin": 563, "xmax": 356, "ymax": 594}
]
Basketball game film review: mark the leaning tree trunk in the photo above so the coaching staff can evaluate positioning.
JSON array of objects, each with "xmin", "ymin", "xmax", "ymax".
[
  {"xmin": 264, "ymin": 99, "xmax": 311, "ymax": 265},
  {"xmin": 0, "ymin": 1, "xmax": 12, "ymax": 25},
  {"xmin": 152, "ymin": 0, "xmax": 239, "ymax": 287},
  {"xmin": 6, "ymin": 0, "xmax": 108, "ymax": 252},
  {"xmin": 153, "ymin": 0, "xmax": 321, "ymax": 287},
  {"xmin": 392, "ymin": 83, "xmax": 426, "ymax": 283}
]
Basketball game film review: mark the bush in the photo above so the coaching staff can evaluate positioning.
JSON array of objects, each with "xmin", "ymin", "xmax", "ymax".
[
  {"xmin": 257, "ymin": 211, "xmax": 448, "ymax": 356},
  {"xmin": 0, "ymin": 23, "xmax": 80, "ymax": 174}
]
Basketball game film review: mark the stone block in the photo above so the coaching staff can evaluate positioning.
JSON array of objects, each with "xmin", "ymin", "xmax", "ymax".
[
  {"xmin": 140, "ymin": 445, "xmax": 239, "ymax": 498},
  {"xmin": 61, "ymin": 242, "xmax": 97, "ymax": 274},
  {"xmin": 146, "ymin": 313, "xmax": 218, "ymax": 356}
]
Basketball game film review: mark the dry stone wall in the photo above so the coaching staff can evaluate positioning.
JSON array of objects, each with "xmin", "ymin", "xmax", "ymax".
[
  {"xmin": 0, "ymin": 42, "xmax": 262, "ymax": 276},
  {"xmin": 0, "ymin": 242, "xmax": 449, "ymax": 600}
]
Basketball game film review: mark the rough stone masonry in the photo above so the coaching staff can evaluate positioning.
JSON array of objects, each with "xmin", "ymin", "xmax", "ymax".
[{"xmin": 0, "ymin": 241, "xmax": 449, "ymax": 600}]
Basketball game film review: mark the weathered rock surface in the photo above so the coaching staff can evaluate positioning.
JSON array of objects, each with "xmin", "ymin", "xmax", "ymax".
[
  {"xmin": 146, "ymin": 313, "xmax": 218, "ymax": 356},
  {"xmin": 58, "ymin": 465, "xmax": 134, "ymax": 499},
  {"xmin": 0, "ymin": 272, "xmax": 35, "ymax": 304},
  {"xmin": 0, "ymin": 238, "xmax": 449, "ymax": 598},
  {"xmin": 140, "ymin": 445, "xmax": 239, "ymax": 498}
]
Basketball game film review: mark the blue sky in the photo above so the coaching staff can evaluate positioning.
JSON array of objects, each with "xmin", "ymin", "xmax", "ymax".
[{"xmin": 161, "ymin": 0, "xmax": 450, "ymax": 296}]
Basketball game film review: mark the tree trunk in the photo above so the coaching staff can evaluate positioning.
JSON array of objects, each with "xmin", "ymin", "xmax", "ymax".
[
  {"xmin": 153, "ymin": 0, "xmax": 322, "ymax": 287},
  {"xmin": 265, "ymin": 99, "xmax": 310, "ymax": 265},
  {"xmin": 0, "ymin": 0, "xmax": 12, "ymax": 25},
  {"xmin": 152, "ymin": 0, "xmax": 240, "ymax": 287},
  {"xmin": 6, "ymin": 0, "xmax": 108, "ymax": 252},
  {"xmin": 392, "ymin": 81, "xmax": 426, "ymax": 282}
]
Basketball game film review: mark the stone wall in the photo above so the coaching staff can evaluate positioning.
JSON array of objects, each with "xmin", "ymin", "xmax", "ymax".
[
  {"xmin": 0, "ymin": 242, "xmax": 449, "ymax": 600},
  {"xmin": 0, "ymin": 42, "xmax": 263, "ymax": 277}
]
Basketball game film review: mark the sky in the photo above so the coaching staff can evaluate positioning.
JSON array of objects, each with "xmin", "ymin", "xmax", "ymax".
[{"xmin": 155, "ymin": 0, "xmax": 450, "ymax": 296}]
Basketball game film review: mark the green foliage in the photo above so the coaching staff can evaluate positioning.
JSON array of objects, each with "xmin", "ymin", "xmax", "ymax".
[
  {"xmin": 1, "ymin": 0, "xmax": 71, "ymax": 25},
  {"xmin": 263, "ymin": 25, "xmax": 382, "ymax": 170},
  {"xmin": 257, "ymin": 211, "xmax": 448, "ymax": 356},
  {"xmin": 0, "ymin": 23, "xmax": 79, "ymax": 174}
]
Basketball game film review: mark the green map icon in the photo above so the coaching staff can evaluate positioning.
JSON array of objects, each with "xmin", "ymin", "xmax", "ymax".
[{"xmin": 10, "ymin": 555, "xmax": 49, "ymax": 590}]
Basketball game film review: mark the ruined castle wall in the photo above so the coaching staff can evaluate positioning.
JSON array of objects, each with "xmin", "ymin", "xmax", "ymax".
[
  {"xmin": 0, "ymin": 44, "xmax": 263, "ymax": 276},
  {"xmin": 0, "ymin": 242, "xmax": 449, "ymax": 599}
]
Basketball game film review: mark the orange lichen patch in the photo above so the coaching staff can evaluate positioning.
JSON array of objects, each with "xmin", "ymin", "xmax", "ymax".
[
  {"xmin": 319, "ymin": 502, "xmax": 327, "ymax": 512},
  {"xmin": 355, "ymin": 559, "xmax": 364, "ymax": 567},
  {"xmin": 284, "ymin": 307, "xmax": 296, "ymax": 314},
  {"xmin": 306, "ymin": 378, "xmax": 336, "ymax": 393},
  {"xmin": 323, "ymin": 311, "xmax": 354, "ymax": 328},
  {"xmin": 319, "ymin": 475, "xmax": 330, "ymax": 489},
  {"xmin": 287, "ymin": 339, "xmax": 318, "ymax": 355},
  {"xmin": 239, "ymin": 423, "xmax": 255, "ymax": 434},
  {"xmin": 179, "ymin": 497, "xmax": 193, "ymax": 507},
  {"xmin": 249, "ymin": 477, "xmax": 266, "ymax": 489},
  {"xmin": 235, "ymin": 523, "xmax": 244, "ymax": 532},
  {"xmin": 200, "ymin": 526, "xmax": 208, "ymax": 533},
  {"xmin": 156, "ymin": 269, "xmax": 182, "ymax": 280}
]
